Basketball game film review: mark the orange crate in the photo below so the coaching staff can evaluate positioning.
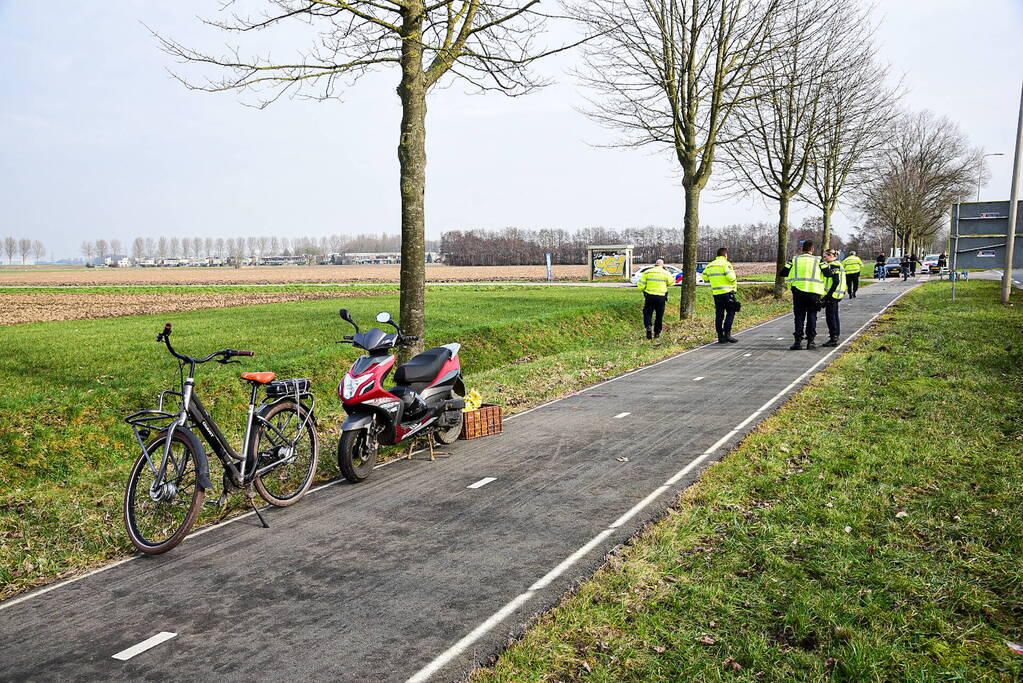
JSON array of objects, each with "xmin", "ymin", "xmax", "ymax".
[{"xmin": 460, "ymin": 403, "xmax": 503, "ymax": 440}]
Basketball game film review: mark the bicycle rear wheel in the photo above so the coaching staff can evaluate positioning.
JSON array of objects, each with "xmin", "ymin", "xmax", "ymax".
[
  {"xmin": 253, "ymin": 401, "xmax": 320, "ymax": 507},
  {"xmin": 124, "ymin": 430, "xmax": 205, "ymax": 555}
]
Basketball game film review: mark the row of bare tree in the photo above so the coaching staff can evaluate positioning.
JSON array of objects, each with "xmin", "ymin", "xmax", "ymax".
[
  {"xmin": 3, "ymin": 237, "xmax": 46, "ymax": 265},
  {"xmin": 442, "ymin": 222, "xmax": 850, "ymax": 265},
  {"xmin": 155, "ymin": 0, "xmax": 982, "ymax": 356},
  {"xmin": 78, "ymin": 234, "xmax": 417, "ymax": 263}
]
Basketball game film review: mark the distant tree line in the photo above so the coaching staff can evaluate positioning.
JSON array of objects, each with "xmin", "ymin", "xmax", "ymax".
[
  {"xmin": 2, "ymin": 237, "xmax": 46, "ymax": 265},
  {"xmin": 441, "ymin": 223, "xmax": 847, "ymax": 266},
  {"xmin": 77, "ymin": 233, "xmax": 438, "ymax": 264}
]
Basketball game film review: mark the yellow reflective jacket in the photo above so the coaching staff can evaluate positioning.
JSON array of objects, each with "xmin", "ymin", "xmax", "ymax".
[
  {"xmin": 784, "ymin": 253, "xmax": 825, "ymax": 295},
  {"xmin": 637, "ymin": 266, "xmax": 673, "ymax": 296},
  {"xmin": 822, "ymin": 259, "xmax": 847, "ymax": 300},
  {"xmin": 842, "ymin": 255, "xmax": 863, "ymax": 274},
  {"xmin": 702, "ymin": 256, "xmax": 737, "ymax": 295}
]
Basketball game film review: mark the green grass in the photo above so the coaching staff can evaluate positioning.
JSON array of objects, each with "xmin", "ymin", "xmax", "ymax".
[
  {"xmin": 1, "ymin": 284, "xmax": 789, "ymax": 598},
  {"xmin": 475, "ymin": 280, "xmax": 1023, "ymax": 682}
]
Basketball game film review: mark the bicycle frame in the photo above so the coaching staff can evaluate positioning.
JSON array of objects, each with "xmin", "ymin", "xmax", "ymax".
[{"xmin": 126, "ymin": 349, "xmax": 314, "ymax": 496}]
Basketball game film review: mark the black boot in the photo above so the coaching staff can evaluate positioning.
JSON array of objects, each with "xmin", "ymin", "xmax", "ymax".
[
  {"xmin": 646, "ymin": 327, "xmax": 653, "ymax": 340},
  {"xmin": 821, "ymin": 336, "xmax": 839, "ymax": 347},
  {"xmin": 725, "ymin": 336, "xmax": 738, "ymax": 343},
  {"xmin": 805, "ymin": 338, "xmax": 817, "ymax": 350},
  {"xmin": 789, "ymin": 336, "xmax": 803, "ymax": 351},
  {"xmin": 717, "ymin": 334, "xmax": 727, "ymax": 344}
]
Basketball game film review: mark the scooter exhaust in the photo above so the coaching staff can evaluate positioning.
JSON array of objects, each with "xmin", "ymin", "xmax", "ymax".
[{"xmin": 443, "ymin": 398, "xmax": 466, "ymax": 412}]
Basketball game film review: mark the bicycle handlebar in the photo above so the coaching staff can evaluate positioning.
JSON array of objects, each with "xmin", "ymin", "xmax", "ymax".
[{"xmin": 157, "ymin": 323, "xmax": 254, "ymax": 366}]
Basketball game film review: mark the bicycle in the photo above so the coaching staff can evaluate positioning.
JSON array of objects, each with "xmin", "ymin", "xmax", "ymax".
[{"xmin": 123, "ymin": 323, "xmax": 319, "ymax": 554}]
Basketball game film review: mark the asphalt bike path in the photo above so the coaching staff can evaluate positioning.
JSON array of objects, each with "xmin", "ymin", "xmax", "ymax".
[{"xmin": 0, "ymin": 277, "xmax": 922, "ymax": 681}]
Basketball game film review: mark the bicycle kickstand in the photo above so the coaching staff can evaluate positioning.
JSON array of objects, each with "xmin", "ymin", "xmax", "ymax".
[{"xmin": 246, "ymin": 488, "xmax": 270, "ymax": 529}]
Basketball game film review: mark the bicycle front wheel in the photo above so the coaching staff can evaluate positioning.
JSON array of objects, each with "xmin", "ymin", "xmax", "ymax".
[
  {"xmin": 253, "ymin": 401, "xmax": 320, "ymax": 507},
  {"xmin": 124, "ymin": 430, "xmax": 206, "ymax": 555}
]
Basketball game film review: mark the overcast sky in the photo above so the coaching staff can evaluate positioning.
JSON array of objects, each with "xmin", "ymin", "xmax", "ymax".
[{"xmin": 2, "ymin": 0, "xmax": 1022, "ymax": 258}]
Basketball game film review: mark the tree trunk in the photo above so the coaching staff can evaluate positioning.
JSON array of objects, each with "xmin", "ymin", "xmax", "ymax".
[
  {"xmin": 821, "ymin": 207, "xmax": 833, "ymax": 252},
  {"xmin": 773, "ymin": 195, "xmax": 791, "ymax": 299},
  {"xmin": 679, "ymin": 183, "xmax": 700, "ymax": 319},
  {"xmin": 396, "ymin": 3, "xmax": 427, "ymax": 363}
]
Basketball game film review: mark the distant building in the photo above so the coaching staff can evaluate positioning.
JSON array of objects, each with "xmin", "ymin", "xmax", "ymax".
[{"xmin": 262, "ymin": 255, "xmax": 307, "ymax": 266}]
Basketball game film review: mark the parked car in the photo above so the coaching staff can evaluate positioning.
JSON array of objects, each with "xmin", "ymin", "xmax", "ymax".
[
  {"xmin": 920, "ymin": 253, "xmax": 941, "ymax": 273},
  {"xmin": 630, "ymin": 264, "xmax": 704, "ymax": 287},
  {"xmin": 884, "ymin": 256, "xmax": 903, "ymax": 276}
]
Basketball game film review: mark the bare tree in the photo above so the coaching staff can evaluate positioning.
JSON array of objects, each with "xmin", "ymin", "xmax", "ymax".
[
  {"xmin": 570, "ymin": 0, "xmax": 787, "ymax": 318},
  {"xmin": 110, "ymin": 239, "xmax": 123, "ymax": 258},
  {"xmin": 157, "ymin": 236, "xmax": 168, "ymax": 260},
  {"xmin": 802, "ymin": 7, "xmax": 899, "ymax": 255},
  {"xmin": 859, "ymin": 110, "xmax": 981, "ymax": 255},
  {"xmin": 95, "ymin": 239, "xmax": 109, "ymax": 263},
  {"xmin": 80, "ymin": 240, "xmax": 95, "ymax": 265},
  {"xmin": 721, "ymin": 0, "xmax": 850, "ymax": 297},
  {"xmin": 154, "ymin": 1, "xmax": 577, "ymax": 357},
  {"xmin": 132, "ymin": 237, "xmax": 146, "ymax": 262},
  {"xmin": 257, "ymin": 236, "xmax": 271, "ymax": 264},
  {"xmin": 203, "ymin": 237, "xmax": 214, "ymax": 259},
  {"xmin": 32, "ymin": 240, "xmax": 46, "ymax": 264},
  {"xmin": 145, "ymin": 237, "xmax": 156, "ymax": 259},
  {"xmin": 18, "ymin": 238, "xmax": 32, "ymax": 265},
  {"xmin": 4, "ymin": 237, "xmax": 17, "ymax": 265},
  {"xmin": 181, "ymin": 237, "xmax": 193, "ymax": 261}
]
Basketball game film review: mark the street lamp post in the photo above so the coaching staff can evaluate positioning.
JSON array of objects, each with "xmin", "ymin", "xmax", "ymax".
[{"xmin": 978, "ymin": 152, "xmax": 1005, "ymax": 202}]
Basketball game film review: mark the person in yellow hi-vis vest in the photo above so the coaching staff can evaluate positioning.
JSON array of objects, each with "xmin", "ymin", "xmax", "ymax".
[
  {"xmin": 779, "ymin": 240, "xmax": 825, "ymax": 350},
  {"xmin": 821, "ymin": 249, "xmax": 847, "ymax": 346},
  {"xmin": 842, "ymin": 250, "xmax": 862, "ymax": 298},
  {"xmin": 702, "ymin": 247, "xmax": 739, "ymax": 343},
  {"xmin": 637, "ymin": 258, "xmax": 673, "ymax": 339}
]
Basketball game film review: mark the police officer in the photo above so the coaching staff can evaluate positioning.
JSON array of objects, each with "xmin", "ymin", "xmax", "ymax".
[
  {"xmin": 637, "ymin": 258, "xmax": 672, "ymax": 339},
  {"xmin": 780, "ymin": 240, "xmax": 824, "ymax": 350},
  {"xmin": 702, "ymin": 247, "xmax": 739, "ymax": 343},
  {"xmin": 842, "ymin": 250, "xmax": 862, "ymax": 298},
  {"xmin": 821, "ymin": 249, "xmax": 847, "ymax": 347}
]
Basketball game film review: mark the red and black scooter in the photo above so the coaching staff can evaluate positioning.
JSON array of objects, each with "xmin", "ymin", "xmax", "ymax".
[{"xmin": 334, "ymin": 309, "xmax": 466, "ymax": 482}]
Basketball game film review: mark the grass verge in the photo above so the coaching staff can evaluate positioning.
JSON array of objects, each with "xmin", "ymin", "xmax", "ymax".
[
  {"xmin": 1, "ymin": 284, "xmax": 788, "ymax": 599},
  {"xmin": 475, "ymin": 279, "xmax": 1023, "ymax": 682}
]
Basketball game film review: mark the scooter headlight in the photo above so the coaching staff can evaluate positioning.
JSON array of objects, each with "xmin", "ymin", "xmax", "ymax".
[{"xmin": 342, "ymin": 374, "xmax": 374, "ymax": 400}]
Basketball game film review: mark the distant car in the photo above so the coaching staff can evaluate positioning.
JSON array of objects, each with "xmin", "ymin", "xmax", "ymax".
[
  {"xmin": 696, "ymin": 261, "xmax": 710, "ymax": 273},
  {"xmin": 884, "ymin": 256, "xmax": 903, "ymax": 276},
  {"xmin": 920, "ymin": 253, "xmax": 941, "ymax": 273},
  {"xmin": 630, "ymin": 264, "xmax": 704, "ymax": 287}
]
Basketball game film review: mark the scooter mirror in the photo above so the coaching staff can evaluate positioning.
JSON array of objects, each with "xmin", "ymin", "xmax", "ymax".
[
  {"xmin": 376, "ymin": 312, "xmax": 392, "ymax": 324},
  {"xmin": 339, "ymin": 308, "xmax": 352, "ymax": 321}
]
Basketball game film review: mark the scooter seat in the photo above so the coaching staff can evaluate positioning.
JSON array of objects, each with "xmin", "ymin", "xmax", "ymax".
[{"xmin": 394, "ymin": 347, "xmax": 451, "ymax": 385}]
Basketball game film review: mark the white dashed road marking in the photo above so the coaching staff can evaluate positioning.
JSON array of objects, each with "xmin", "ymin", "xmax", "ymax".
[
  {"xmin": 743, "ymin": 353, "xmax": 752, "ymax": 357},
  {"xmin": 112, "ymin": 632, "xmax": 177, "ymax": 661},
  {"xmin": 613, "ymin": 412, "xmax": 630, "ymax": 419},
  {"xmin": 693, "ymin": 377, "xmax": 704, "ymax": 381},
  {"xmin": 466, "ymin": 477, "xmax": 497, "ymax": 490}
]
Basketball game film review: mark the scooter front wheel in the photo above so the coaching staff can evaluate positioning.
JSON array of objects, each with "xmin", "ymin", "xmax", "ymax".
[{"xmin": 338, "ymin": 429, "xmax": 378, "ymax": 483}]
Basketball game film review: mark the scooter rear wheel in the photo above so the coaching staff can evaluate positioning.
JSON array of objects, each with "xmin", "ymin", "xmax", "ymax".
[
  {"xmin": 434, "ymin": 410, "xmax": 463, "ymax": 445},
  {"xmin": 338, "ymin": 429, "xmax": 378, "ymax": 483}
]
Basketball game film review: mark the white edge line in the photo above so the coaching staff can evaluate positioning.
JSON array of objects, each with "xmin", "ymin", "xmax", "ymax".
[
  {"xmin": 467, "ymin": 477, "xmax": 497, "ymax": 490},
  {"xmin": 405, "ymin": 281, "xmax": 921, "ymax": 682},
  {"xmin": 112, "ymin": 631, "xmax": 177, "ymax": 661},
  {"xmin": 613, "ymin": 412, "xmax": 630, "ymax": 419}
]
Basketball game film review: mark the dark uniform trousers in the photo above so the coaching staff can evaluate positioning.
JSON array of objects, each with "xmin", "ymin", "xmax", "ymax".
[
  {"xmin": 713, "ymin": 293, "xmax": 735, "ymax": 339},
  {"xmin": 792, "ymin": 289, "xmax": 820, "ymax": 341},
  {"xmin": 824, "ymin": 298, "xmax": 840, "ymax": 338},
  {"xmin": 846, "ymin": 273, "xmax": 859, "ymax": 297},
  {"xmin": 643, "ymin": 293, "xmax": 667, "ymax": 336}
]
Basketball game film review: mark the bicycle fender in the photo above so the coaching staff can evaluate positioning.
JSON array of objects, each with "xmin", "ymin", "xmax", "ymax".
[
  {"xmin": 341, "ymin": 413, "xmax": 375, "ymax": 432},
  {"xmin": 168, "ymin": 427, "xmax": 213, "ymax": 491}
]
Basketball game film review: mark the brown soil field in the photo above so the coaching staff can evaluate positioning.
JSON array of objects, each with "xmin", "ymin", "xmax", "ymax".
[
  {"xmin": 1, "ymin": 291, "xmax": 382, "ymax": 325},
  {"xmin": 0, "ymin": 264, "xmax": 589, "ymax": 286},
  {"xmin": 0, "ymin": 262, "xmax": 774, "ymax": 286}
]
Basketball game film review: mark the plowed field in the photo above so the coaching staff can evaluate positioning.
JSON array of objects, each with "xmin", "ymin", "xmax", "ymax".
[
  {"xmin": 0, "ymin": 262, "xmax": 774, "ymax": 286},
  {"xmin": 1, "ymin": 291, "xmax": 381, "ymax": 325},
  {"xmin": 0, "ymin": 265, "xmax": 590, "ymax": 286}
]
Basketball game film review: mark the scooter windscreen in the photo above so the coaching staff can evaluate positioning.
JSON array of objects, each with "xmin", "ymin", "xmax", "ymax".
[{"xmin": 352, "ymin": 328, "xmax": 398, "ymax": 353}]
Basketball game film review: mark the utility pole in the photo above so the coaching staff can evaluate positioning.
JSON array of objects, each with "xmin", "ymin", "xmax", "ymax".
[{"xmin": 1003, "ymin": 82, "xmax": 1023, "ymax": 305}]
